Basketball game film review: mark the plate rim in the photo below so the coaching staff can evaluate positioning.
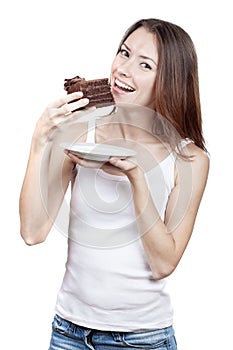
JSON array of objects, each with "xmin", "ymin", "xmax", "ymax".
[{"xmin": 60, "ymin": 142, "xmax": 137, "ymax": 158}]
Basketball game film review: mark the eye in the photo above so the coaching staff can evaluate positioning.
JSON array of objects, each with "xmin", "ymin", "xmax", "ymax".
[
  {"xmin": 120, "ymin": 48, "xmax": 129, "ymax": 58},
  {"xmin": 140, "ymin": 62, "xmax": 152, "ymax": 70}
]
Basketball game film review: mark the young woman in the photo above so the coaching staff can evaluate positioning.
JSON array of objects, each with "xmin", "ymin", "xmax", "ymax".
[{"xmin": 19, "ymin": 18, "xmax": 209, "ymax": 349}]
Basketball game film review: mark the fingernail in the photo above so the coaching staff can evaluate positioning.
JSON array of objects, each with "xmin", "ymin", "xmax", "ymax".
[
  {"xmin": 81, "ymin": 98, "xmax": 89, "ymax": 104},
  {"xmin": 73, "ymin": 91, "xmax": 83, "ymax": 96}
]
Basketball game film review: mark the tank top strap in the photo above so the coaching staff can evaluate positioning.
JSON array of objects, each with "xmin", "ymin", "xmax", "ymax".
[{"xmin": 86, "ymin": 119, "xmax": 96, "ymax": 143}]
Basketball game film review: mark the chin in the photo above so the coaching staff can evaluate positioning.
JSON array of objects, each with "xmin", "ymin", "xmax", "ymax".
[{"xmin": 114, "ymin": 95, "xmax": 137, "ymax": 105}]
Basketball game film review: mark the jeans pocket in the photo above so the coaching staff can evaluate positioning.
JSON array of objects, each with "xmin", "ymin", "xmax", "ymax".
[
  {"xmin": 52, "ymin": 314, "xmax": 71, "ymax": 336},
  {"xmin": 121, "ymin": 327, "xmax": 173, "ymax": 349}
]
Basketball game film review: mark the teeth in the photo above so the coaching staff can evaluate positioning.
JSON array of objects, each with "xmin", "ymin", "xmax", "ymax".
[{"xmin": 115, "ymin": 79, "xmax": 134, "ymax": 91}]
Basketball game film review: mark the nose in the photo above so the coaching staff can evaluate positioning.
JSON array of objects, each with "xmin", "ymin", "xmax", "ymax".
[{"xmin": 116, "ymin": 58, "xmax": 134, "ymax": 77}]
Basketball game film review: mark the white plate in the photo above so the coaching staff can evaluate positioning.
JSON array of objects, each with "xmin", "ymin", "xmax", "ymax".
[{"xmin": 60, "ymin": 142, "xmax": 137, "ymax": 161}]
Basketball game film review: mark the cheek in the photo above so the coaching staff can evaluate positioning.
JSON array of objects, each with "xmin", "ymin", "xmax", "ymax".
[
  {"xmin": 110, "ymin": 59, "xmax": 118, "ymax": 85},
  {"xmin": 110, "ymin": 56, "xmax": 118, "ymax": 74},
  {"xmin": 141, "ymin": 78, "xmax": 156, "ymax": 96},
  {"xmin": 139, "ymin": 78, "xmax": 156, "ymax": 107}
]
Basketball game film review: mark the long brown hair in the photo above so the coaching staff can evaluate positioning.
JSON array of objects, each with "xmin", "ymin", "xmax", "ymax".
[{"xmin": 117, "ymin": 18, "xmax": 207, "ymax": 151}]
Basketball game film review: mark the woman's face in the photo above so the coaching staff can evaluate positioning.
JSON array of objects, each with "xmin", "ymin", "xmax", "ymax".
[{"xmin": 110, "ymin": 27, "xmax": 159, "ymax": 109}]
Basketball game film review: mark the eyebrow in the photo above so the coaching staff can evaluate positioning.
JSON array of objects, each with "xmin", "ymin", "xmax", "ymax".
[{"xmin": 122, "ymin": 43, "xmax": 158, "ymax": 66}]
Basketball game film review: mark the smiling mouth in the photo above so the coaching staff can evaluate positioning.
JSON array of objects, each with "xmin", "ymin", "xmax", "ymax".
[{"xmin": 114, "ymin": 78, "xmax": 135, "ymax": 92}]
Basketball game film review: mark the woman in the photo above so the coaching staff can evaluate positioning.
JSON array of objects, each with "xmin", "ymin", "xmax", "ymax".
[{"xmin": 19, "ymin": 18, "xmax": 209, "ymax": 349}]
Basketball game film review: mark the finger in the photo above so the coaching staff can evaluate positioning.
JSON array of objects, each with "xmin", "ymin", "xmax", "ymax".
[
  {"xmin": 65, "ymin": 151, "xmax": 88, "ymax": 167},
  {"xmin": 109, "ymin": 157, "xmax": 126, "ymax": 165},
  {"xmin": 47, "ymin": 91, "xmax": 84, "ymax": 108},
  {"xmin": 64, "ymin": 151, "xmax": 103, "ymax": 168},
  {"xmin": 108, "ymin": 156, "xmax": 138, "ymax": 171},
  {"xmin": 64, "ymin": 150, "xmax": 83, "ymax": 161},
  {"xmin": 60, "ymin": 98, "xmax": 89, "ymax": 116}
]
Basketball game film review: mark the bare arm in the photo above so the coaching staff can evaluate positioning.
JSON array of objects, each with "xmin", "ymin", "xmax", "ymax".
[
  {"xmin": 109, "ymin": 143, "xmax": 210, "ymax": 279},
  {"xmin": 19, "ymin": 92, "xmax": 89, "ymax": 245}
]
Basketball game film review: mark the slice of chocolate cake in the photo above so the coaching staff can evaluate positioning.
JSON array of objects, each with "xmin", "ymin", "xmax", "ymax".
[{"xmin": 64, "ymin": 76, "xmax": 114, "ymax": 108}]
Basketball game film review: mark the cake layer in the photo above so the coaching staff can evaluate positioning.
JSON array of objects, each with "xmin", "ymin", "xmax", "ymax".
[{"xmin": 64, "ymin": 76, "xmax": 114, "ymax": 108}]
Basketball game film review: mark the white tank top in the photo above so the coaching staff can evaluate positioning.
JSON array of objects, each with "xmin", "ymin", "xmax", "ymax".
[{"xmin": 55, "ymin": 121, "xmax": 185, "ymax": 331}]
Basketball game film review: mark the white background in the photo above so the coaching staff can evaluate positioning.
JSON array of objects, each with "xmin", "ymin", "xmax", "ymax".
[{"xmin": 0, "ymin": 0, "xmax": 232, "ymax": 349}]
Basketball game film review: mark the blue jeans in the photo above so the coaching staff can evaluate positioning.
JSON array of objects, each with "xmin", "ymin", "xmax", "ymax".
[{"xmin": 48, "ymin": 314, "xmax": 177, "ymax": 349}]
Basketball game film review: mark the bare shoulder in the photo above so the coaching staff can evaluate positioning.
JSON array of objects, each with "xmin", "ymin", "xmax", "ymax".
[
  {"xmin": 174, "ymin": 142, "xmax": 209, "ymax": 193},
  {"xmin": 179, "ymin": 142, "xmax": 210, "ymax": 194},
  {"xmin": 185, "ymin": 142, "xmax": 210, "ymax": 170}
]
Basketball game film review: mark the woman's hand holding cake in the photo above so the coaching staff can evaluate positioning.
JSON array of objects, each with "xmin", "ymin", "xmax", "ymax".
[{"xmin": 32, "ymin": 91, "xmax": 89, "ymax": 146}]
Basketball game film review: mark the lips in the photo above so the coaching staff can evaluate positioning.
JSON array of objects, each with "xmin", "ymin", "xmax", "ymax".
[{"xmin": 114, "ymin": 78, "xmax": 135, "ymax": 93}]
